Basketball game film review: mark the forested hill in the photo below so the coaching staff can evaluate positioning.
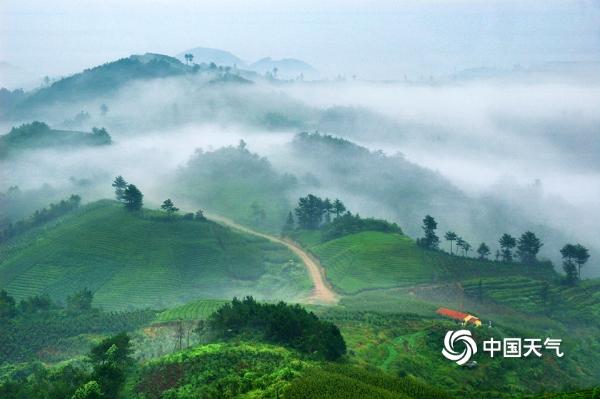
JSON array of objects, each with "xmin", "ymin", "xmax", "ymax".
[
  {"xmin": 15, "ymin": 54, "xmax": 193, "ymax": 108},
  {"xmin": 287, "ymin": 132, "xmax": 575, "ymax": 270},
  {"xmin": 0, "ymin": 121, "xmax": 111, "ymax": 158}
]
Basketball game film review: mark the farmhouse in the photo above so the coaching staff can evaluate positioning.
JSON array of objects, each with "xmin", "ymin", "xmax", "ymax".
[{"xmin": 436, "ymin": 307, "xmax": 482, "ymax": 327}]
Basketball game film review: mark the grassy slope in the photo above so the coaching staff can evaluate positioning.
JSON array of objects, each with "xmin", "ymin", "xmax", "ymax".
[
  {"xmin": 154, "ymin": 299, "xmax": 229, "ymax": 323},
  {"xmin": 296, "ymin": 228, "xmax": 600, "ymax": 330},
  {"xmin": 462, "ymin": 277, "xmax": 600, "ymax": 325},
  {"xmin": 296, "ymin": 230, "xmax": 555, "ymax": 295},
  {"xmin": 0, "ymin": 200, "xmax": 311, "ymax": 310}
]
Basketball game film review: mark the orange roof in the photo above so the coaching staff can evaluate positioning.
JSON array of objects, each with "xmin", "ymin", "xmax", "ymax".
[{"xmin": 436, "ymin": 307, "xmax": 481, "ymax": 325}]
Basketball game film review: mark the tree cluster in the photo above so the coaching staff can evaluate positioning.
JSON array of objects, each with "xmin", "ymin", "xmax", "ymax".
[
  {"xmin": 424, "ymin": 215, "xmax": 591, "ymax": 284},
  {"xmin": 561, "ymin": 243, "xmax": 590, "ymax": 285},
  {"xmin": 321, "ymin": 212, "xmax": 402, "ymax": 242},
  {"xmin": 287, "ymin": 195, "xmax": 401, "ymax": 241},
  {"xmin": 112, "ymin": 176, "xmax": 143, "ymax": 211},
  {"xmin": 202, "ymin": 296, "xmax": 346, "ymax": 360},
  {"xmin": 294, "ymin": 194, "xmax": 346, "ymax": 230}
]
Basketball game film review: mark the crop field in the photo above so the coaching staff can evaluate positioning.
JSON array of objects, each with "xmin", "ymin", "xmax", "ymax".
[
  {"xmin": 463, "ymin": 277, "xmax": 600, "ymax": 327},
  {"xmin": 154, "ymin": 299, "xmax": 229, "ymax": 322},
  {"xmin": 0, "ymin": 200, "xmax": 310, "ymax": 310},
  {"xmin": 307, "ymin": 232, "xmax": 437, "ymax": 294}
]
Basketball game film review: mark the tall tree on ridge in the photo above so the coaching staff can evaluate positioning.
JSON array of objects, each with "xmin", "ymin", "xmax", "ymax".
[
  {"xmin": 161, "ymin": 199, "xmax": 179, "ymax": 218},
  {"xmin": 560, "ymin": 244, "xmax": 579, "ymax": 285},
  {"xmin": 573, "ymin": 244, "xmax": 590, "ymax": 279},
  {"xmin": 418, "ymin": 215, "xmax": 439, "ymax": 250},
  {"xmin": 123, "ymin": 184, "xmax": 143, "ymax": 211},
  {"xmin": 112, "ymin": 176, "xmax": 127, "ymax": 202},
  {"xmin": 517, "ymin": 231, "xmax": 543, "ymax": 264},
  {"xmin": 444, "ymin": 231, "xmax": 458, "ymax": 255},
  {"xmin": 332, "ymin": 199, "xmax": 346, "ymax": 219},
  {"xmin": 499, "ymin": 233, "xmax": 517, "ymax": 263},
  {"xmin": 477, "ymin": 242, "xmax": 491, "ymax": 260},
  {"xmin": 323, "ymin": 198, "xmax": 333, "ymax": 223}
]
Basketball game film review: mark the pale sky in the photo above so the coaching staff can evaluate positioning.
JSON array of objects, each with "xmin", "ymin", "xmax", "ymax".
[{"xmin": 1, "ymin": 0, "xmax": 600, "ymax": 79}]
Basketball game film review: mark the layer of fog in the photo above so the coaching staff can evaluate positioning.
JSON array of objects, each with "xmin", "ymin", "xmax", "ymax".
[
  {"xmin": 2, "ymin": 73, "xmax": 599, "ymax": 275},
  {"xmin": 284, "ymin": 80, "xmax": 600, "ymax": 203},
  {"xmin": 1, "ymin": 124, "xmax": 292, "ymax": 208}
]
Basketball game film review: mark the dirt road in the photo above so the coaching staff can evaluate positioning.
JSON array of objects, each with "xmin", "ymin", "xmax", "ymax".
[{"xmin": 207, "ymin": 214, "xmax": 339, "ymax": 304}]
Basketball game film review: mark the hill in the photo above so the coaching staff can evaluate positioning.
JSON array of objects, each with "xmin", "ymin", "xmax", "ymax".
[
  {"xmin": 318, "ymin": 310, "xmax": 600, "ymax": 397},
  {"xmin": 0, "ymin": 200, "xmax": 311, "ymax": 310},
  {"xmin": 0, "ymin": 121, "xmax": 111, "ymax": 158},
  {"xmin": 10, "ymin": 53, "xmax": 194, "ymax": 111},
  {"xmin": 174, "ymin": 141, "xmax": 296, "ymax": 234},
  {"xmin": 176, "ymin": 46, "xmax": 246, "ymax": 67},
  {"xmin": 287, "ymin": 132, "xmax": 577, "ymax": 270},
  {"xmin": 294, "ymin": 230, "xmax": 556, "ymax": 295},
  {"xmin": 249, "ymin": 57, "xmax": 318, "ymax": 79},
  {"xmin": 294, "ymin": 225, "xmax": 600, "ymax": 328}
]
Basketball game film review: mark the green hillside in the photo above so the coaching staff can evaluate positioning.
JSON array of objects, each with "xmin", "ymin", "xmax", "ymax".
[
  {"xmin": 154, "ymin": 299, "xmax": 229, "ymax": 323},
  {"xmin": 0, "ymin": 122, "xmax": 111, "ymax": 158},
  {"xmin": 317, "ymin": 310, "xmax": 600, "ymax": 398},
  {"xmin": 463, "ymin": 277, "xmax": 600, "ymax": 326},
  {"xmin": 175, "ymin": 142, "xmax": 296, "ymax": 233},
  {"xmin": 15, "ymin": 53, "xmax": 193, "ymax": 110},
  {"xmin": 296, "ymin": 230, "xmax": 555, "ymax": 295},
  {"xmin": 0, "ymin": 200, "xmax": 310, "ymax": 310}
]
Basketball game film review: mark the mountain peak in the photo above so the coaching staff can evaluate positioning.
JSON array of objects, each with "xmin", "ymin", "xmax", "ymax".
[{"xmin": 176, "ymin": 47, "xmax": 245, "ymax": 67}]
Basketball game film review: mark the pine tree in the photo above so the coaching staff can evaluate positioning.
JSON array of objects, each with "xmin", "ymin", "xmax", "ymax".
[
  {"xmin": 123, "ymin": 184, "xmax": 143, "ymax": 211},
  {"xmin": 112, "ymin": 176, "xmax": 127, "ymax": 202},
  {"xmin": 444, "ymin": 231, "xmax": 458, "ymax": 255},
  {"xmin": 560, "ymin": 244, "xmax": 579, "ymax": 285},
  {"xmin": 418, "ymin": 215, "xmax": 439, "ymax": 250},
  {"xmin": 517, "ymin": 231, "xmax": 543, "ymax": 264},
  {"xmin": 499, "ymin": 234, "xmax": 517, "ymax": 262}
]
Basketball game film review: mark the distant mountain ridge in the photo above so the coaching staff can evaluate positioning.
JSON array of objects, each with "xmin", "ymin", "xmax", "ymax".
[
  {"xmin": 177, "ymin": 46, "xmax": 318, "ymax": 79},
  {"xmin": 177, "ymin": 47, "xmax": 246, "ymax": 67},
  {"xmin": 249, "ymin": 57, "xmax": 318, "ymax": 79}
]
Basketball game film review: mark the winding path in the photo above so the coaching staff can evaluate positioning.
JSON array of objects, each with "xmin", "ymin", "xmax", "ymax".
[{"xmin": 207, "ymin": 213, "xmax": 339, "ymax": 304}]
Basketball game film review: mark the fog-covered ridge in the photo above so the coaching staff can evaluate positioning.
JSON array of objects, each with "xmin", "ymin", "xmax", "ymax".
[{"xmin": 0, "ymin": 54, "xmax": 598, "ymax": 276}]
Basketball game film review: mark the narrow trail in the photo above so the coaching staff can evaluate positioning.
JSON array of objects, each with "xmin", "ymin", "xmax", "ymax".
[{"xmin": 207, "ymin": 213, "xmax": 339, "ymax": 304}]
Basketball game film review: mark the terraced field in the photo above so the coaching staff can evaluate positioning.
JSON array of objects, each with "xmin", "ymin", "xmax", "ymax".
[
  {"xmin": 154, "ymin": 299, "xmax": 229, "ymax": 322},
  {"xmin": 300, "ymin": 231, "xmax": 555, "ymax": 295},
  {"xmin": 306, "ymin": 232, "xmax": 436, "ymax": 293},
  {"xmin": 463, "ymin": 277, "xmax": 600, "ymax": 326},
  {"xmin": 0, "ymin": 200, "xmax": 311, "ymax": 310}
]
